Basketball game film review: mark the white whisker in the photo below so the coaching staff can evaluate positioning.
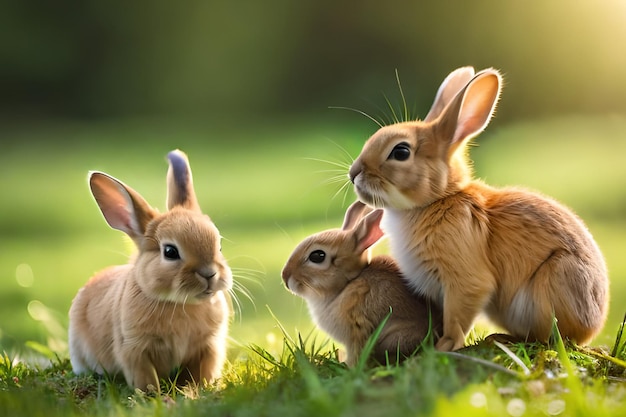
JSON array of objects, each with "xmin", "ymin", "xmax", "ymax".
[
  {"xmin": 231, "ymin": 267, "xmax": 264, "ymax": 285},
  {"xmin": 232, "ymin": 281, "xmax": 256, "ymax": 305},
  {"xmin": 330, "ymin": 179, "xmax": 353, "ymax": 206},
  {"xmin": 319, "ymin": 174, "xmax": 351, "ymax": 187},
  {"xmin": 303, "ymin": 157, "xmax": 351, "ymax": 170},
  {"xmin": 228, "ymin": 289, "xmax": 243, "ymax": 322},
  {"xmin": 324, "ymin": 138, "xmax": 356, "ymax": 166},
  {"xmin": 328, "ymin": 106, "xmax": 384, "ymax": 128}
]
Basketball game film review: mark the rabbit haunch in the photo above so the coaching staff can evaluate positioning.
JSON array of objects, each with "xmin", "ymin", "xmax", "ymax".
[
  {"xmin": 69, "ymin": 150, "xmax": 231, "ymax": 390},
  {"xmin": 349, "ymin": 67, "xmax": 609, "ymax": 351}
]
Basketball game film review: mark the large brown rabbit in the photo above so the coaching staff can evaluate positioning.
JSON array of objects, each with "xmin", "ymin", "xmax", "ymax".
[
  {"xmin": 69, "ymin": 150, "xmax": 231, "ymax": 390},
  {"xmin": 348, "ymin": 67, "xmax": 609, "ymax": 351},
  {"xmin": 282, "ymin": 201, "xmax": 442, "ymax": 366}
]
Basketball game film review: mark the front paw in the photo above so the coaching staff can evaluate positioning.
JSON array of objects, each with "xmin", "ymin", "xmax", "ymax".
[{"xmin": 435, "ymin": 336, "xmax": 463, "ymax": 351}]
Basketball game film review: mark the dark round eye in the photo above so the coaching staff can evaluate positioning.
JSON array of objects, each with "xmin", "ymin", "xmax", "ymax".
[
  {"xmin": 388, "ymin": 143, "xmax": 411, "ymax": 161},
  {"xmin": 163, "ymin": 244, "xmax": 180, "ymax": 260},
  {"xmin": 308, "ymin": 250, "xmax": 326, "ymax": 264}
]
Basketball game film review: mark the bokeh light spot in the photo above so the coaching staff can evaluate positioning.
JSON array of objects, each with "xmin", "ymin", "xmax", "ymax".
[
  {"xmin": 507, "ymin": 398, "xmax": 526, "ymax": 417},
  {"xmin": 470, "ymin": 391, "xmax": 487, "ymax": 408},
  {"xmin": 15, "ymin": 263, "xmax": 34, "ymax": 288},
  {"xmin": 547, "ymin": 399, "xmax": 566, "ymax": 415}
]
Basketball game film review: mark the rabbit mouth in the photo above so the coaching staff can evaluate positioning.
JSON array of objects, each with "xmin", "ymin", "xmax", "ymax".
[
  {"xmin": 285, "ymin": 277, "xmax": 301, "ymax": 295},
  {"xmin": 196, "ymin": 289, "xmax": 215, "ymax": 299},
  {"xmin": 353, "ymin": 181, "xmax": 377, "ymax": 207},
  {"xmin": 355, "ymin": 185, "xmax": 388, "ymax": 209},
  {"xmin": 197, "ymin": 277, "xmax": 231, "ymax": 299}
]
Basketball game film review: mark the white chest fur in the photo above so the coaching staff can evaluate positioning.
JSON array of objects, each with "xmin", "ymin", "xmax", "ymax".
[
  {"xmin": 381, "ymin": 209, "xmax": 444, "ymax": 304},
  {"xmin": 306, "ymin": 297, "xmax": 351, "ymax": 345}
]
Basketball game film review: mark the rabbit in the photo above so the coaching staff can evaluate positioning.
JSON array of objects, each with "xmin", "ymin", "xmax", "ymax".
[
  {"xmin": 69, "ymin": 149, "xmax": 232, "ymax": 391},
  {"xmin": 281, "ymin": 201, "xmax": 443, "ymax": 366},
  {"xmin": 348, "ymin": 66, "xmax": 609, "ymax": 352}
]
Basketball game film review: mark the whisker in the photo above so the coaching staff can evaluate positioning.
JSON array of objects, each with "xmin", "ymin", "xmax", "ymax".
[
  {"xmin": 303, "ymin": 157, "xmax": 351, "ymax": 170},
  {"xmin": 323, "ymin": 138, "xmax": 356, "ymax": 166},
  {"xmin": 313, "ymin": 171, "xmax": 350, "ymax": 183},
  {"xmin": 227, "ymin": 255, "xmax": 266, "ymax": 272},
  {"xmin": 232, "ymin": 281, "xmax": 257, "ymax": 308},
  {"xmin": 231, "ymin": 267, "xmax": 265, "ymax": 276},
  {"xmin": 231, "ymin": 267, "xmax": 264, "ymax": 285},
  {"xmin": 360, "ymin": 97, "xmax": 395, "ymax": 126},
  {"xmin": 228, "ymin": 289, "xmax": 243, "ymax": 322},
  {"xmin": 383, "ymin": 92, "xmax": 400, "ymax": 124},
  {"xmin": 330, "ymin": 179, "xmax": 354, "ymax": 206},
  {"xmin": 395, "ymin": 68, "xmax": 409, "ymax": 122},
  {"xmin": 328, "ymin": 106, "xmax": 384, "ymax": 128},
  {"xmin": 311, "ymin": 167, "xmax": 349, "ymax": 174},
  {"xmin": 319, "ymin": 174, "xmax": 350, "ymax": 187}
]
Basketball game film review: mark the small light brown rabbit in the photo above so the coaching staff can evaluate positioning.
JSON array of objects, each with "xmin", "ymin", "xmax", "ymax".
[
  {"xmin": 69, "ymin": 150, "xmax": 231, "ymax": 391},
  {"xmin": 349, "ymin": 66, "xmax": 609, "ymax": 351},
  {"xmin": 281, "ymin": 201, "xmax": 443, "ymax": 366}
]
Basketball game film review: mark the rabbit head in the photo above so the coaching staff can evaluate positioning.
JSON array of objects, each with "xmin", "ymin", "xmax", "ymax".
[
  {"xmin": 89, "ymin": 150, "xmax": 232, "ymax": 304},
  {"xmin": 349, "ymin": 67, "xmax": 501, "ymax": 210},
  {"xmin": 281, "ymin": 201, "xmax": 384, "ymax": 300}
]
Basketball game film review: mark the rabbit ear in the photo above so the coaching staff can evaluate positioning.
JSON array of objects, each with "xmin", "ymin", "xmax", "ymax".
[
  {"xmin": 341, "ymin": 200, "xmax": 374, "ymax": 230},
  {"xmin": 352, "ymin": 209, "xmax": 385, "ymax": 254},
  {"xmin": 89, "ymin": 172, "xmax": 157, "ymax": 240},
  {"xmin": 437, "ymin": 69, "xmax": 501, "ymax": 151},
  {"xmin": 166, "ymin": 149, "xmax": 201, "ymax": 212},
  {"xmin": 423, "ymin": 66, "xmax": 475, "ymax": 122}
]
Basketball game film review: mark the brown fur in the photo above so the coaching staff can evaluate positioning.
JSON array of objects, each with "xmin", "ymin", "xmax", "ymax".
[
  {"xmin": 69, "ymin": 150, "xmax": 231, "ymax": 390},
  {"xmin": 349, "ymin": 67, "xmax": 609, "ymax": 351},
  {"xmin": 281, "ymin": 202, "xmax": 443, "ymax": 365}
]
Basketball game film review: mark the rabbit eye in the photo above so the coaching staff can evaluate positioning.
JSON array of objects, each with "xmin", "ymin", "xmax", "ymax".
[
  {"xmin": 163, "ymin": 244, "xmax": 180, "ymax": 260},
  {"xmin": 308, "ymin": 250, "xmax": 326, "ymax": 264},
  {"xmin": 388, "ymin": 142, "xmax": 411, "ymax": 161}
]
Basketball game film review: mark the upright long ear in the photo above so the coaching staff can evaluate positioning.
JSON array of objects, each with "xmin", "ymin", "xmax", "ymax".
[
  {"xmin": 89, "ymin": 172, "xmax": 157, "ymax": 240},
  {"xmin": 166, "ymin": 149, "xmax": 201, "ymax": 212},
  {"xmin": 341, "ymin": 200, "xmax": 373, "ymax": 230},
  {"xmin": 423, "ymin": 66, "xmax": 475, "ymax": 122},
  {"xmin": 437, "ymin": 69, "xmax": 501, "ymax": 152},
  {"xmin": 352, "ymin": 209, "xmax": 385, "ymax": 254}
]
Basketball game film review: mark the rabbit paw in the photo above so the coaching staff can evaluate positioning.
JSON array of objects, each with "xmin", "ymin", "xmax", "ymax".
[{"xmin": 435, "ymin": 335, "xmax": 463, "ymax": 351}]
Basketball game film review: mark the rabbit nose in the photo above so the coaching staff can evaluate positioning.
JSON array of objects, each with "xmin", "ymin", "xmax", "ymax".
[
  {"xmin": 348, "ymin": 162, "xmax": 361, "ymax": 183},
  {"xmin": 196, "ymin": 267, "xmax": 217, "ymax": 282},
  {"xmin": 281, "ymin": 267, "xmax": 290, "ymax": 284}
]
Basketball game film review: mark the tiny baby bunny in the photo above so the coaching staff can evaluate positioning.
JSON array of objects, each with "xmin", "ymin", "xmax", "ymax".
[
  {"xmin": 69, "ymin": 150, "xmax": 231, "ymax": 390},
  {"xmin": 282, "ymin": 201, "xmax": 442, "ymax": 366}
]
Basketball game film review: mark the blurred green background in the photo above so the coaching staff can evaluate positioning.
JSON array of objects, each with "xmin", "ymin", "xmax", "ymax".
[{"xmin": 1, "ymin": 1, "xmax": 625, "ymax": 357}]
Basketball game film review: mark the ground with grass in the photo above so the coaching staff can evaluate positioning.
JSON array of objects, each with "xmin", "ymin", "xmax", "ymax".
[
  {"xmin": 0, "ymin": 114, "xmax": 625, "ymax": 415},
  {"xmin": 1, "ymin": 322, "xmax": 626, "ymax": 417}
]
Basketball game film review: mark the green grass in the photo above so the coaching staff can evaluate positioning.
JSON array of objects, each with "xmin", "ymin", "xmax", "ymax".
[
  {"xmin": 1, "ymin": 114, "xmax": 625, "ymax": 415},
  {"xmin": 1, "ymin": 319, "xmax": 626, "ymax": 417}
]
